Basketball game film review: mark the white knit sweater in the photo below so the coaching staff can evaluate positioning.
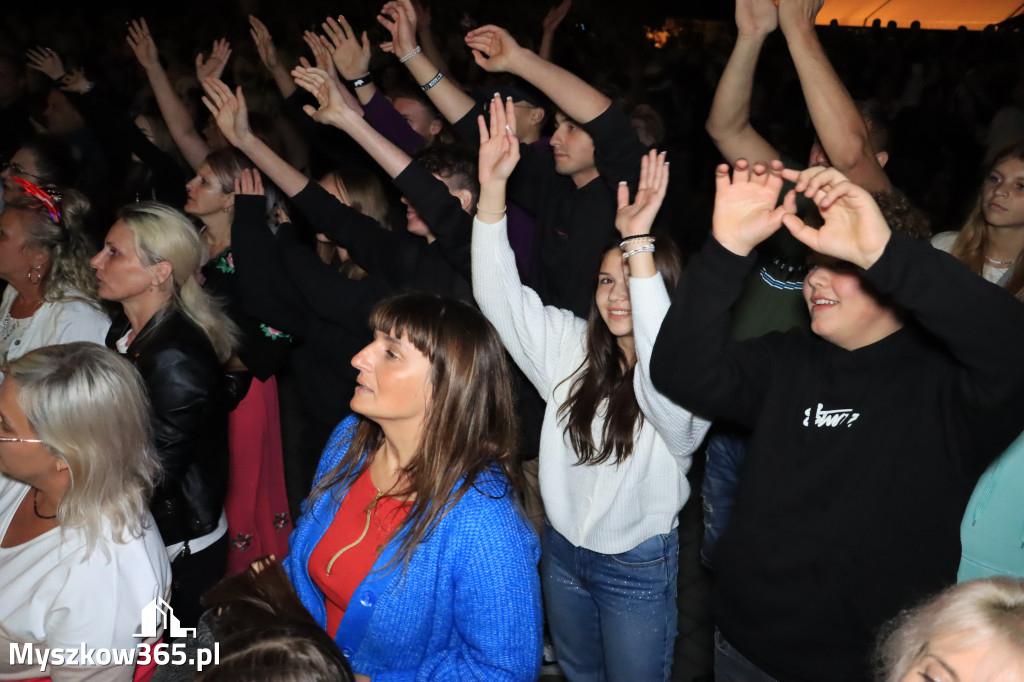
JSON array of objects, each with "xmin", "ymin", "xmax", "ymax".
[{"xmin": 472, "ymin": 216, "xmax": 711, "ymax": 554}]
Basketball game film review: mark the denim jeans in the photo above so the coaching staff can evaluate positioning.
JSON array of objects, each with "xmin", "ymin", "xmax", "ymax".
[
  {"xmin": 540, "ymin": 523, "xmax": 679, "ymax": 682},
  {"xmin": 701, "ymin": 430, "xmax": 749, "ymax": 568},
  {"xmin": 713, "ymin": 628, "xmax": 781, "ymax": 682}
]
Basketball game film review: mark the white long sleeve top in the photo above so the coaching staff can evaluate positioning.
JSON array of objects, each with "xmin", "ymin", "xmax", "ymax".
[{"xmin": 472, "ymin": 216, "xmax": 711, "ymax": 554}]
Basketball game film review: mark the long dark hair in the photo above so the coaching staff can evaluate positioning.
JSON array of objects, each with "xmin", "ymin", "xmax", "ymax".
[
  {"xmin": 311, "ymin": 294, "xmax": 519, "ymax": 568},
  {"xmin": 558, "ymin": 238, "xmax": 683, "ymax": 466}
]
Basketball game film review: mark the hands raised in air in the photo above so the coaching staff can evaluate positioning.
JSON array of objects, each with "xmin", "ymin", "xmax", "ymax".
[
  {"xmin": 321, "ymin": 15, "xmax": 371, "ymax": 80},
  {"xmin": 126, "ymin": 19, "xmax": 160, "ymax": 70},
  {"xmin": 713, "ymin": 160, "xmax": 891, "ymax": 269},
  {"xmin": 292, "ymin": 66, "xmax": 358, "ymax": 129},
  {"xmin": 25, "ymin": 47, "xmax": 65, "ymax": 80},
  {"xmin": 465, "ymin": 25, "xmax": 525, "ymax": 73},
  {"xmin": 378, "ymin": 0, "xmax": 420, "ymax": 59},
  {"xmin": 201, "ymin": 77, "xmax": 251, "ymax": 148},
  {"xmin": 196, "ymin": 39, "xmax": 232, "ymax": 83},
  {"xmin": 616, "ymin": 151, "xmax": 669, "ymax": 240},
  {"xmin": 477, "ymin": 94, "xmax": 520, "ymax": 186},
  {"xmin": 735, "ymin": 0, "xmax": 779, "ymax": 38}
]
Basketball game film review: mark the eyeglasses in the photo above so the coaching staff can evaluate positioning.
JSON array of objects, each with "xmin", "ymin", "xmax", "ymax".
[
  {"xmin": 0, "ymin": 436, "xmax": 44, "ymax": 444},
  {"xmin": 1, "ymin": 161, "xmax": 44, "ymax": 183}
]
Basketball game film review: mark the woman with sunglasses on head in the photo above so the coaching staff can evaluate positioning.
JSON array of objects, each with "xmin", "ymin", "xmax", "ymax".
[
  {"xmin": 0, "ymin": 343, "xmax": 170, "ymax": 682},
  {"xmin": 471, "ymin": 96, "xmax": 710, "ymax": 681},
  {"xmin": 0, "ymin": 181, "xmax": 109, "ymax": 372}
]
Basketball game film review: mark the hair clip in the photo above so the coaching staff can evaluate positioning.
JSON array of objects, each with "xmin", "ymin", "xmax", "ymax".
[{"xmin": 13, "ymin": 177, "xmax": 62, "ymax": 224}]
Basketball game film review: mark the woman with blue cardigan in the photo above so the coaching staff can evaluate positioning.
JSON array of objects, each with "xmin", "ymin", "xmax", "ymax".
[{"xmin": 283, "ymin": 293, "xmax": 542, "ymax": 681}]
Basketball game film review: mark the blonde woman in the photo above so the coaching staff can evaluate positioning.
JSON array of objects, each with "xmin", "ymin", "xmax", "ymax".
[
  {"xmin": 91, "ymin": 201, "xmax": 238, "ymax": 629},
  {"xmin": 0, "ymin": 343, "xmax": 169, "ymax": 681}
]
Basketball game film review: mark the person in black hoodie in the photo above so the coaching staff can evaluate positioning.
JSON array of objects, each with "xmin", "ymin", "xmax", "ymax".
[{"xmin": 651, "ymin": 160, "xmax": 1024, "ymax": 682}]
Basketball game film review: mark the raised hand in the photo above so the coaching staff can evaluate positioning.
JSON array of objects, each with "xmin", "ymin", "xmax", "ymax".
[
  {"xmin": 778, "ymin": 0, "xmax": 825, "ymax": 33},
  {"xmin": 477, "ymin": 94, "xmax": 520, "ymax": 186},
  {"xmin": 291, "ymin": 66, "xmax": 357, "ymax": 129},
  {"xmin": 60, "ymin": 68, "xmax": 93, "ymax": 94},
  {"xmin": 249, "ymin": 16, "xmax": 281, "ymax": 71},
  {"xmin": 303, "ymin": 31, "xmax": 338, "ymax": 81},
  {"xmin": 712, "ymin": 159, "xmax": 790, "ymax": 257},
  {"xmin": 126, "ymin": 18, "xmax": 160, "ymax": 70},
  {"xmin": 235, "ymin": 168, "xmax": 265, "ymax": 196},
  {"xmin": 25, "ymin": 47, "xmax": 65, "ymax": 80},
  {"xmin": 736, "ymin": 0, "xmax": 779, "ymax": 37},
  {"xmin": 780, "ymin": 166, "xmax": 891, "ymax": 269},
  {"xmin": 378, "ymin": 0, "xmax": 419, "ymax": 60},
  {"xmin": 542, "ymin": 0, "xmax": 572, "ymax": 35},
  {"xmin": 321, "ymin": 15, "xmax": 371, "ymax": 80},
  {"xmin": 465, "ymin": 25, "xmax": 524, "ymax": 73},
  {"xmin": 196, "ymin": 38, "xmax": 232, "ymax": 83},
  {"xmin": 201, "ymin": 77, "xmax": 252, "ymax": 148},
  {"xmin": 616, "ymin": 150, "xmax": 669, "ymax": 239}
]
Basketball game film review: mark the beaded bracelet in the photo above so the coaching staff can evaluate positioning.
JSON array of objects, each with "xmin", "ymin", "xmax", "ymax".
[
  {"xmin": 348, "ymin": 74, "xmax": 373, "ymax": 88},
  {"xmin": 622, "ymin": 244, "xmax": 656, "ymax": 259},
  {"xmin": 477, "ymin": 205, "xmax": 507, "ymax": 215},
  {"xmin": 421, "ymin": 71, "xmax": 444, "ymax": 92},
  {"xmin": 399, "ymin": 45, "xmax": 422, "ymax": 63}
]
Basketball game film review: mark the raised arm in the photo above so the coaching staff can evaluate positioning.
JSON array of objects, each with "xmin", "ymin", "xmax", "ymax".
[
  {"xmin": 291, "ymin": 66, "xmax": 412, "ymax": 179},
  {"xmin": 473, "ymin": 95, "xmax": 583, "ymax": 397},
  {"xmin": 127, "ymin": 18, "xmax": 211, "ymax": 171},
  {"xmin": 249, "ymin": 15, "xmax": 297, "ymax": 98},
  {"xmin": 618, "ymin": 150, "xmax": 712, "ymax": 456},
  {"xmin": 539, "ymin": 0, "xmax": 571, "ymax": 62},
  {"xmin": 779, "ymin": 0, "xmax": 891, "ymax": 192},
  {"xmin": 201, "ymin": 77, "xmax": 309, "ymax": 197},
  {"xmin": 705, "ymin": 0, "xmax": 781, "ymax": 165},
  {"xmin": 378, "ymin": 0, "xmax": 477, "ymax": 125},
  {"xmin": 465, "ymin": 24, "xmax": 609, "ymax": 125}
]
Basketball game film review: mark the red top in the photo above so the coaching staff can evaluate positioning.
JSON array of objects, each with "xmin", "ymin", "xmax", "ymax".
[{"xmin": 309, "ymin": 468, "xmax": 411, "ymax": 636}]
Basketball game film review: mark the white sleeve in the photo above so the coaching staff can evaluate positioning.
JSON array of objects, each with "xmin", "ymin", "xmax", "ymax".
[
  {"xmin": 48, "ymin": 301, "xmax": 111, "ymax": 346},
  {"xmin": 472, "ymin": 215, "xmax": 586, "ymax": 398},
  {"xmin": 630, "ymin": 273, "xmax": 712, "ymax": 459}
]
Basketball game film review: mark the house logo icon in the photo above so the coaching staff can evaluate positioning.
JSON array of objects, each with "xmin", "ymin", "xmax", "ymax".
[{"xmin": 134, "ymin": 598, "xmax": 197, "ymax": 639}]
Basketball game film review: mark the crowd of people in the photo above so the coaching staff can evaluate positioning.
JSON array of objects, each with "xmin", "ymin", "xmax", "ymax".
[{"xmin": 0, "ymin": 0, "xmax": 1023, "ymax": 680}]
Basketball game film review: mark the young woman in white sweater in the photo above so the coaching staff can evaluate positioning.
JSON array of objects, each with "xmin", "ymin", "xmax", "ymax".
[{"xmin": 471, "ymin": 95, "xmax": 711, "ymax": 681}]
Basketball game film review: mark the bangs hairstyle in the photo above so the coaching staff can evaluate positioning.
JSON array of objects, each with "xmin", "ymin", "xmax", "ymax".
[
  {"xmin": 7, "ymin": 343, "xmax": 160, "ymax": 554},
  {"xmin": 951, "ymin": 139, "xmax": 1024, "ymax": 300},
  {"xmin": 558, "ymin": 237, "xmax": 683, "ymax": 466},
  {"xmin": 3, "ymin": 188, "xmax": 98, "ymax": 303},
  {"xmin": 312, "ymin": 294, "xmax": 519, "ymax": 569},
  {"xmin": 117, "ymin": 202, "xmax": 239, "ymax": 362},
  {"xmin": 876, "ymin": 577, "xmax": 1024, "ymax": 682}
]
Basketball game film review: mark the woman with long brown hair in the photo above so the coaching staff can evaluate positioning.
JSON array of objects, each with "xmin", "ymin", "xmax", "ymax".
[
  {"xmin": 933, "ymin": 140, "xmax": 1024, "ymax": 298},
  {"xmin": 282, "ymin": 293, "xmax": 542, "ymax": 681},
  {"xmin": 471, "ymin": 96, "xmax": 710, "ymax": 681}
]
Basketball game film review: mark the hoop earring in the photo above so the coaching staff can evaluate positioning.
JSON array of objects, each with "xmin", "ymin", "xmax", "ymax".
[{"xmin": 27, "ymin": 265, "xmax": 42, "ymax": 285}]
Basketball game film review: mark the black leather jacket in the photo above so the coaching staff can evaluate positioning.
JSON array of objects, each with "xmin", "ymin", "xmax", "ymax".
[{"xmin": 106, "ymin": 306, "xmax": 229, "ymax": 546}]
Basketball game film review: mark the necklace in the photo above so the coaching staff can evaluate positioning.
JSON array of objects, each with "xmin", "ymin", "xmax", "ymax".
[
  {"xmin": 985, "ymin": 255, "xmax": 1016, "ymax": 267},
  {"xmin": 32, "ymin": 488, "xmax": 57, "ymax": 520},
  {"xmin": 0, "ymin": 297, "xmax": 44, "ymax": 341},
  {"xmin": 324, "ymin": 488, "xmax": 384, "ymax": 575}
]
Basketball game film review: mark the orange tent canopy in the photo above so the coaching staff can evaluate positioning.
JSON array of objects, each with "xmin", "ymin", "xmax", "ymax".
[{"xmin": 815, "ymin": 0, "xmax": 1024, "ymax": 30}]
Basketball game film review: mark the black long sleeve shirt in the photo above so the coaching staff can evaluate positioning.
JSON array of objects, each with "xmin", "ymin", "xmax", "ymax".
[{"xmin": 651, "ymin": 234, "xmax": 1024, "ymax": 682}]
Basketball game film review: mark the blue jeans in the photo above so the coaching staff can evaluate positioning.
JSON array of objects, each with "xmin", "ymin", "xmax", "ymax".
[
  {"xmin": 540, "ymin": 523, "xmax": 679, "ymax": 682},
  {"xmin": 701, "ymin": 431, "xmax": 748, "ymax": 568},
  {"xmin": 713, "ymin": 628, "xmax": 780, "ymax": 682}
]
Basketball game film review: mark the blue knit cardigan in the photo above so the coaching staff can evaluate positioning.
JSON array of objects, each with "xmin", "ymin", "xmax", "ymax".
[{"xmin": 284, "ymin": 416, "xmax": 543, "ymax": 681}]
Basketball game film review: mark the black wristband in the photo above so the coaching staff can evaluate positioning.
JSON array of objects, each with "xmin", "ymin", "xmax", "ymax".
[
  {"xmin": 420, "ymin": 71, "xmax": 443, "ymax": 92},
  {"xmin": 348, "ymin": 74, "xmax": 373, "ymax": 88}
]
